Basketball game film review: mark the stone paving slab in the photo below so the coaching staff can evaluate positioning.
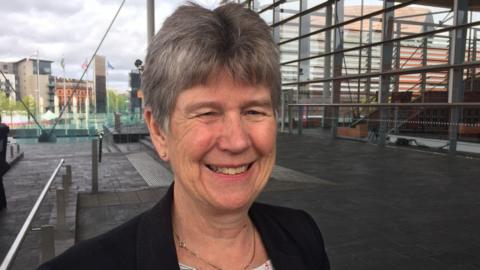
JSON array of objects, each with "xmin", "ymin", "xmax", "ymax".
[{"xmin": 126, "ymin": 152, "xmax": 173, "ymax": 187}]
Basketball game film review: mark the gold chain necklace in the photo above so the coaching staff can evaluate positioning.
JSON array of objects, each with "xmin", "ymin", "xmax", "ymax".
[{"xmin": 174, "ymin": 226, "xmax": 256, "ymax": 270}]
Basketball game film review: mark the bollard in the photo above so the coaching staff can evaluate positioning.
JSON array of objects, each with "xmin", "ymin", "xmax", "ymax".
[
  {"xmin": 10, "ymin": 144, "xmax": 14, "ymax": 158},
  {"xmin": 65, "ymin": 165, "xmax": 72, "ymax": 186},
  {"xmin": 56, "ymin": 187, "xmax": 66, "ymax": 227},
  {"xmin": 288, "ymin": 105, "xmax": 293, "ymax": 134},
  {"xmin": 98, "ymin": 134, "xmax": 103, "ymax": 163},
  {"xmin": 62, "ymin": 175, "xmax": 69, "ymax": 201},
  {"xmin": 92, "ymin": 139, "xmax": 98, "ymax": 193},
  {"xmin": 16, "ymin": 143, "xmax": 20, "ymax": 154},
  {"xmin": 40, "ymin": 225, "xmax": 55, "ymax": 263}
]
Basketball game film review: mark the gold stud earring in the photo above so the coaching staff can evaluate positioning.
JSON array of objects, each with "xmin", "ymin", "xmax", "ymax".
[{"xmin": 160, "ymin": 152, "xmax": 167, "ymax": 158}]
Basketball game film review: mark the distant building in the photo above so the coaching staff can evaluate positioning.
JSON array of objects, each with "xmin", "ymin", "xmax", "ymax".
[
  {"xmin": 129, "ymin": 70, "xmax": 142, "ymax": 114},
  {"xmin": 15, "ymin": 58, "xmax": 55, "ymax": 113},
  {"xmin": 0, "ymin": 73, "xmax": 16, "ymax": 101},
  {"xmin": 0, "ymin": 58, "xmax": 55, "ymax": 113},
  {"xmin": 94, "ymin": 55, "xmax": 107, "ymax": 113},
  {"xmin": 0, "ymin": 62, "xmax": 18, "ymax": 100},
  {"xmin": 55, "ymin": 77, "xmax": 93, "ymax": 114}
]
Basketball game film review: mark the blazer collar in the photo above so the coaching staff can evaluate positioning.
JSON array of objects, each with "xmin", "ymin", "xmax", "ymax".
[
  {"xmin": 135, "ymin": 185, "xmax": 305, "ymax": 270},
  {"xmin": 137, "ymin": 184, "xmax": 179, "ymax": 270}
]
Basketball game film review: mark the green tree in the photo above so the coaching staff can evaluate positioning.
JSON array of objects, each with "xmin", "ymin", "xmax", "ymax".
[
  {"xmin": 21, "ymin": 95, "xmax": 37, "ymax": 122},
  {"xmin": 0, "ymin": 93, "xmax": 19, "ymax": 123},
  {"xmin": 0, "ymin": 92, "xmax": 8, "ymax": 120},
  {"xmin": 107, "ymin": 90, "xmax": 128, "ymax": 113}
]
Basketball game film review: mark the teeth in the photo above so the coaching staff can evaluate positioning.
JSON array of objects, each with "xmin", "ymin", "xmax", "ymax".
[{"xmin": 209, "ymin": 165, "xmax": 249, "ymax": 175}]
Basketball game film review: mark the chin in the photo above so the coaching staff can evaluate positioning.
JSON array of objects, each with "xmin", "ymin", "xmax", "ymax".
[{"xmin": 207, "ymin": 190, "xmax": 257, "ymax": 213}]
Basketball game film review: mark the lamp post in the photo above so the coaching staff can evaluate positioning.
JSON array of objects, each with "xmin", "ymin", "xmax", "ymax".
[
  {"xmin": 35, "ymin": 51, "xmax": 40, "ymax": 117},
  {"xmin": 134, "ymin": 59, "xmax": 143, "ymax": 119}
]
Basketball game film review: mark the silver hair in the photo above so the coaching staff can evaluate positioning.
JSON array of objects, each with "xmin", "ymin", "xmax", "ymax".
[{"xmin": 142, "ymin": 2, "xmax": 281, "ymax": 131}]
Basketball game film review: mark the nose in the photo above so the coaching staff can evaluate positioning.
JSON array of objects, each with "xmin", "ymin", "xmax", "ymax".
[{"xmin": 217, "ymin": 114, "xmax": 251, "ymax": 153}]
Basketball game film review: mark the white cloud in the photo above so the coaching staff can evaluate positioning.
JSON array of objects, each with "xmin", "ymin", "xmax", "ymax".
[{"xmin": 0, "ymin": 0, "xmax": 220, "ymax": 91}]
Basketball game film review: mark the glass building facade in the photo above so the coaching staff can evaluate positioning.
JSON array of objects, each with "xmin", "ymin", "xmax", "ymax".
[{"xmin": 238, "ymin": 0, "xmax": 480, "ymax": 152}]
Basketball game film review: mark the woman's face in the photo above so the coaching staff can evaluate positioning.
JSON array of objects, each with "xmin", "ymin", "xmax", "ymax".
[{"xmin": 148, "ymin": 73, "xmax": 276, "ymax": 213}]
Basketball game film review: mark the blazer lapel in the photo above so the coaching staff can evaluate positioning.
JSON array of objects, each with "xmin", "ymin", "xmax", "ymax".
[
  {"xmin": 250, "ymin": 203, "xmax": 306, "ymax": 270},
  {"xmin": 137, "ymin": 185, "xmax": 180, "ymax": 270}
]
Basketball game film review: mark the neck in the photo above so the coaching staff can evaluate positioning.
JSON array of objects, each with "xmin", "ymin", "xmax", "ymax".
[{"xmin": 172, "ymin": 183, "xmax": 251, "ymax": 241}]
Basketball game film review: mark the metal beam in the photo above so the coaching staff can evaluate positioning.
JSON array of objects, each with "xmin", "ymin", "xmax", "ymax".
[
  {"xmin": 282, "ymin": 60, "xmax": 480, "ymax": 86},
  {"xmin": 270, "ymin": 1, "xmax": 331, "ymax": 28},
  {"xmin": 258, "ymin": 0, "xmax": 285, "ymax": 14},
  {"xmin": 448, "ymin": 0, "xmax": 469, "ymax": 154},
  {"xmin": 281, "ymin": 19, "xmax": 480, "ymax": 67},
  {"xmin": 277, "ymin": 0, "xmax": 418, "ymax": 46}
]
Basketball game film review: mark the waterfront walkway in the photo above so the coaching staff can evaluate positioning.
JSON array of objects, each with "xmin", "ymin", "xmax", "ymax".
[{"xmin": 1, "ymin": 132, "xmax": 479, "ymax": 269}]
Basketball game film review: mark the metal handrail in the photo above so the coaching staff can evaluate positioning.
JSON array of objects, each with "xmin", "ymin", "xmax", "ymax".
[
  {"xmin": 0, "ymin": 159, "xmax": 65, "ymax": 270},
  {"xmin": 288, "ymin": 102, "xmax": 480, "ymax": 108}
]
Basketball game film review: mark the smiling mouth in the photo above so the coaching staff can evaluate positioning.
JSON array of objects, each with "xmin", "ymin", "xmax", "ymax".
[{"xmin": 207, "ymin": 163, "xmax": 254, "ymax": 175}]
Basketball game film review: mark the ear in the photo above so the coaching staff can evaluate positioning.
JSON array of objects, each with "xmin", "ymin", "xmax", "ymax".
[{"xmin": 144, "ymin": 108, "xmax": 169, "ymax": 161}]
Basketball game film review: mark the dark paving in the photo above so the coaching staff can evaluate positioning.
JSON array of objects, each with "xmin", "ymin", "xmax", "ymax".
[
  {"xmin": 274, "ymin": 133, "xmax": 480, "ymax": 270},
  {"xmin": 2, "ymin": 133, "xmax": 480, "ymax": 269},
  {"xmin": 0, "ymin": 140, "xmax": 148, "ymax": 270}
]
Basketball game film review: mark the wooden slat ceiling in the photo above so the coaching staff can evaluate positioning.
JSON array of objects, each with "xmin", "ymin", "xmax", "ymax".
[{"xmin": 396, "ymin": 0, "xmax": 480, "ymax": 11}]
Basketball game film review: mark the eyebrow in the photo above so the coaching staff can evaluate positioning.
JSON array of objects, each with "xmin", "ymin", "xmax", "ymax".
[{"xmin": 183, "ymin": 99, "xmax": 273, "ymax": 113}]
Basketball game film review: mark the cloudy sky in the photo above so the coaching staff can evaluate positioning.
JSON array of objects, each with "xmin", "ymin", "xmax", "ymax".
[
  {"xmin": 1, "ymin": 0, "xmax": 462, "ymax": 92},
  {"xmin": 0, "ymin": 0, "xmax": 220, "ymax": 91}
]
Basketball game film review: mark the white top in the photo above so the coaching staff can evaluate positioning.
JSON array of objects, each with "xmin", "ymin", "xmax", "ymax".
[{"xmin": 179, "ymin": 260, "xmax": 274, "ymax": 270}]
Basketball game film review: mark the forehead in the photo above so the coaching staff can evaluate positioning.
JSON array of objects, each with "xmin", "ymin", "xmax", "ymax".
[{"xmin": 173, "ymin": 78, "xmax": 272, "ymax": 113}]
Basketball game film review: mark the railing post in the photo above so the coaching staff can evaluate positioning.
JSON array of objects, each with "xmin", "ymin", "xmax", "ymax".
[
  {"xmin": 393, "ymin": 105, "xmax": 399, "ymax": 134},
  {"xmin": 56, "ymin": 188, "xmax": 65, "ymax": 227},
  {"xmin": 92, "ymin": 139, "xmax": 98, "ymax": 193},
  {"xmin": 65, "ymin": 165, "xmax": 72, "ymax": 186},
  {"xmin": 280, "ymin": 91, "xmax": 285, "ymax": 133},
  {"xmin": 288, "ymin": 105, "xmax": 293, "ymax": 134},
  {"xmin": 40, "ymin": 225, "xmax": 55, "ymax": 263},
  {"xmin": 298, "ymin": 105, "xmax": 303, "ymax": 135}
]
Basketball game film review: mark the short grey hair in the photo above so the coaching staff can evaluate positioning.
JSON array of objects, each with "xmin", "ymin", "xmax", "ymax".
[{"xmin": 142, "ymin": 2, "xmax": 280, "ymax": 131}]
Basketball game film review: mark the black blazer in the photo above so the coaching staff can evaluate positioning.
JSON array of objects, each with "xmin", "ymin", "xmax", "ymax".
[{"xmin": 38, "ymin": 185, "xmax": 330, "ymax": 270}]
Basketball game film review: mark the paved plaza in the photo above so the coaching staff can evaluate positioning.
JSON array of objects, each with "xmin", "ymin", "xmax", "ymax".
[{"xmin": 1, "ymin": 132, "xmax": 480, "ymax": 269}]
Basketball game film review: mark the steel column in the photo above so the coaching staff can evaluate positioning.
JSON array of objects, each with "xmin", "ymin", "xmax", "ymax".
[
  {"xmin": 448, "ymin": 0, "xmax": 469, "ymax": 154},
  {"xmin": 272, "ymin": 0, "xmax": 280, "ymax": 44},
  {"xmin": 331, "ymin": 0, "xmax": 344, "ymax": 138},
  {"xmin": 147, "ymin": 0, "xmax": 155, "ymax": 45},
  {"xmin": 366, "ymin": 18, "xmax": 373, "ymax": 98},
  {"xmin": 421, "ymin": 23, "xmax": 428, "ymax": 101},
  {"xmin": 299, "ymin": 0, "xmax": 311, "ymax": 88},
  {"xmin": 377, "ymin": 0, "xmax": 395, "ymax": 146},
  {"xmin": 322, "ymin": 3, "xmax": 332, "ymax": 128},
  {"xmin": 393, "ymin": 22, "xmax": 401, "ymax": 93}
]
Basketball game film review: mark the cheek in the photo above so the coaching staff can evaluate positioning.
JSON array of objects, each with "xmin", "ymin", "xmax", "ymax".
[
  {"xmin": 250, "ymin": 121, "xmax": 277, "ymax": 155},
  {"xmin": 170, "ymin": 124, "xmax": 218, "ymax": 162}
]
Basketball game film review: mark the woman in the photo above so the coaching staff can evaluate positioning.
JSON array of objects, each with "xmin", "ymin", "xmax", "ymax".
[{"xmin": 38, "ymin": 2, "xmax": 329, "ymax": 270}]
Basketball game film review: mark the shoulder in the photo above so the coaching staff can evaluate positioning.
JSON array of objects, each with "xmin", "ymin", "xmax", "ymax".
[
  {"xmin": 37, "ymin": 212, "xmax": 143, "ymax": 270},
  {"xmin": 250, "ymin": 202, "xmax": 330, "ymax": 269},
  {"xmin": 251, "ymin": 202, "xmax": 321, "ymax": 233}
]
